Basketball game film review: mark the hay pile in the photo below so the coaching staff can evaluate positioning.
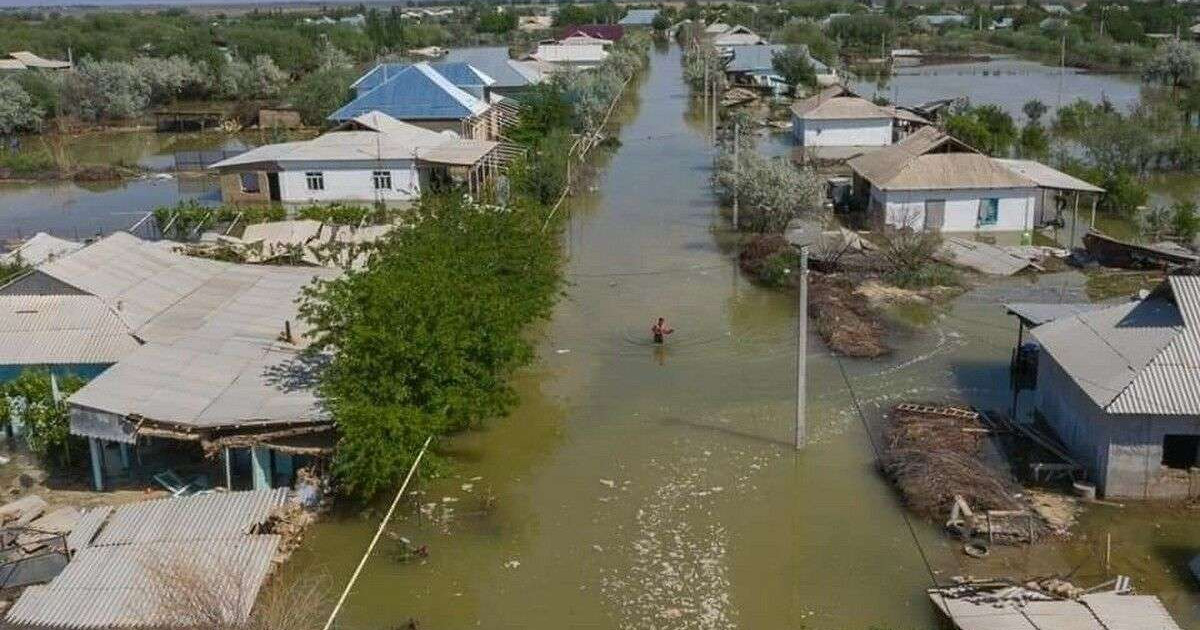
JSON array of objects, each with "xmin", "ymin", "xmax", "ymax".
[
  {"xmin": 809, "ymin": 273, "xmax": 888, "ymax": 358},
  {"xmin": 880, "ymin": 406, "xmax": 1021, "ymax": 519}
]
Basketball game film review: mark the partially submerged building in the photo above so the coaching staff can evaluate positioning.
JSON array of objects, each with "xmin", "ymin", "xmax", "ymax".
[
  {"xmin": 712, "ymin": 25, "xmax": 767, "ymax": 47},
  {"xmin": 1031, "ymin": 276, "xmax": 1200, "ymax": 499},
  {"xmin": 618, "ymin": 9, "xmax": 660, "ymax": 26},
  {"xmin": 6, "ymin": 489, "xmax": 290, "ymax": 628},
  {"xmin": 210, "ymin": 111, "xmax": 507, "ymax": 204},
  {"xmin": 846, "ymin": 127, "xmax": 1100, "ymax": 232},
  {"xmin": 724, "ymin": 45, "xmax": 837, "ymax": 94},
  {"xmin": 791, "ymin": 88, "xmax": 896, "ymax": 148},
  {"xmin": 0, "ymin": 232, "xmax": 337, "ymax": 491}
]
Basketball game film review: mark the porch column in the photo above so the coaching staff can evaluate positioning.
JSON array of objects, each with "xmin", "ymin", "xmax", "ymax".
[
  {"xmin": 250, "ymin": 447, "xmax": 271, "ymax": 490},
  {"xmin": 88, "ymin": 438, "xmax": 104, "ymax": 492},
  {"xmin": 275, "ymin": 452, "xmax": 294, "ymax": 484},
  {"xmin": 223, "ymin": 447, "xmax": 233, "ymax": 490},
  {"xmin": 118, "ymin": 443, "xmax": 131, "ymax": 470}
]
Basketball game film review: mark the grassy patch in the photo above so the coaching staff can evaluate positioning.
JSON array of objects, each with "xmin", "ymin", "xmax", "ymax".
[
  {"xmin": 882, "ymin": 262, "xmax": 962, "ymax": 290},
  {"xmin": 0, "ymin": 151, "xmax": 55, "ymax": 175},
  {"xmin": 1084, "ymin": 270, "xmax": 1163, "ymax": 301}
]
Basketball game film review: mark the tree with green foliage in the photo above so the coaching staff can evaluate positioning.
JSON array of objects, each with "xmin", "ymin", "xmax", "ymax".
[
  {"xmin": 944, "ymin": 104, "xmax": 1017, "ymax": 156},
  {"xmin": 1022, "ymin": 99, "xmax": 1048, "ymax": 124},
  {"xmin": 1143, "ymin": 39, "xmax": 1200, "ymax": 89},
  {"xmin": 476, "ymin": 9, "xmax": 517, "ymax": 34},
  {"xmin": 0, "ymin": 369, "xmax": 87, "ymax": 468},
  {"xmin": 772, "ymin": 47, "xmax": 818, "ymax": 91},
  {"xmin": 713, "ymin": 152, "xmax": 823, "ymax": 234},
  {"xmin": 288, "ymin": 67, "xmax": 356, "ymax": 127},
  {"xmin": 297, "ymin": 194, "xmax": 563, "ymax": 500},
  {"xmin": 827, "ymin": 14, "xmax": 895, "ymax": 50},
  {"xmin": 1172, "ymin": 200, "xmax": 1200, "ymax": 244},
  {"xmin": 0, "ymin": 77, "xmax": 43, "ymax": 134},
  {"xmin": 1018, "ymin": 121, "xmax": 1050, "ymax": 159},
  {"xmin": 776, "ymin": 21, "xmax": 839, "ymax": 66},
  {"xmin": 651, "ymin": 12, "xmax": 671, "ymax": 31}
]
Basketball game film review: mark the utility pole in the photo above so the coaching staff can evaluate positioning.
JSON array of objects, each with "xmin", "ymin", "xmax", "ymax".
[
  {"xmin": 711, "ymin": 60, "xmax": 718, "ymax": 144},
  {"xmin": 732, "ymin": 119, "xmax": 739, "ymax": 230},
  {"xmin": 704, "ymin": 59, "xmax": 710, "ymax": 134},
  {"xmin": 795, "ymin": 246, "xmax": 808, "ymax": 450}
]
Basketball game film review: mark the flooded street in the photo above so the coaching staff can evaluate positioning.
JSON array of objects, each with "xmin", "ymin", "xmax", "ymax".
[{"xmin": 278, "ymin": 46, "xmax": 1200, "ymax": 629}]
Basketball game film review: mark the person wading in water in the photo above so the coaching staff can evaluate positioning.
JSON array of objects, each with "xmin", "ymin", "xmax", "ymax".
[{"xmin": 651, "ymin": 317, "xmax": 674, "ymax": 344}]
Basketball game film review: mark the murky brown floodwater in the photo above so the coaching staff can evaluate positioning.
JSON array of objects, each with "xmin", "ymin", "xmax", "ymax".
[{"xmin": 281, "ymin": 46, "xmax": 1200, "ymax": 630}]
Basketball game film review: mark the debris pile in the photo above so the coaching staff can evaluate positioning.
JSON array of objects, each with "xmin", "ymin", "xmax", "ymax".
[
  {"xmin": 881, "ymin": 405, "xmax": 1021, "ymax": 518},
  {"xmin": 809, "ymin": 273, "xmax": 888, "ymax": 358}
]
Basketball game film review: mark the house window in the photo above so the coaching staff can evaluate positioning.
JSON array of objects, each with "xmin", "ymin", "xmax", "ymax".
[
  {"xmin": 305, "ymin": 171, "xmax": 324, "ymax": 191},
  {"xmin": 977, "ymin": 198, "xmax": 999, "ymax": 226},
  {"xmin": 239, "ymin": 172, "xmax": 260, "ymax": 193},
  {"xmin": 372, "ymin": 170, "xmax": 392, "ymax": 190},
  {"xmin": 1162, "ymin": 435, "xmax": 1200, "ymax": 470}
]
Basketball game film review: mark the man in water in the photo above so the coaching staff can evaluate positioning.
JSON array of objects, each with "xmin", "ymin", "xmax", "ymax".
[{"xmin": 651, "ymin": 317, "xmax": 674, "ymax": 344}]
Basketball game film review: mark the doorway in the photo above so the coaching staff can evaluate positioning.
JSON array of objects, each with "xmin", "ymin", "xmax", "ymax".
[
  {"xmin": 924, "ymin": 199, "xmax": 945, "ymax": 231},
  {"xmin": 267, "ymin": 173, "xmax": 281, "ymax": 201}
]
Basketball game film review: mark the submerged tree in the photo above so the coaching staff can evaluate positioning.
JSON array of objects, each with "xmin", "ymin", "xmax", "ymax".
[
  {"xmin": 712, "ymin": 152, "xmax": 823, "ymax": 234},
  {"xmin": 772, "ymin": 46, "xmax": 818, "ymax": 91}
]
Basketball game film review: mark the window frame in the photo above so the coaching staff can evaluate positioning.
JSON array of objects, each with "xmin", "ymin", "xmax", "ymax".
[
  {"xmin": 305, "ymin": 171, "xmax": 325, "ymax": 192},
  {"xmin": 372, "ymin": 170, "xmax": 392, "ymax": 191},
  {"xmin": 239, "ymin": 172, "xmax": 261, "ymax": 194},
  {"xmin": 977, "ymin": 197, "xmax": 1000, "ymax": 227}
]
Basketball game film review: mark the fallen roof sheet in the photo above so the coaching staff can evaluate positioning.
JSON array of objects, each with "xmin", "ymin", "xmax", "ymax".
[
  {"xmin": 930, "ymin": 590, "xmax": 1183, "ymax": 630},
  {"xmin": 938, "ymin": 237, "xmax": 1041, "ymax": 276},
  {"xmin": 1, "ymin": 233, "xmax": 83, "ymax": 267},
  {"xmin": 996, "ymin": 159, "xmax": 1104, "ymax": 193},
  {"xmin": 0, "ymin": 294, "xmax": 139, "ymax": 365},
  {"xmin": 6, "ymin": 537, "xmax": 280, "ymax": 629},
  {"xmin": 1004, "ymin": 302, "xmax": 1104, "ymax": 327},
  {"xmin": 91, "ymin": 489, "xmax": 288, "ymax": 546},
  {"xmin": 64, "ymin": 507, "xmax": 111, "ymax": 553}
]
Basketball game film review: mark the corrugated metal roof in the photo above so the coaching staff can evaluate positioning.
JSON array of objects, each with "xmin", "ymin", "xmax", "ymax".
[
  {"xmin": 930, "ymin": 589, "xmax": 1183, "ymax": 630},
  {"xmin": 329, "ymin": 62, "xmax": 489, "ymax": 122},
  {"xmin": 618, "ymin": 9, "xmax": 659, "ymax": 25},
  {"xmin": 1033, "ymin": 296, "xmax": 1185, "ymax": 413},
  {"xmin": 0, "ymin": 295, "xmax": 139, "ymax": 365},
  {"xmin": 1, "ymin": 233, "xmax": 83, "ymax": 267},
  {"xmin": 91, "ymin": 489, "xmax": 287, "ymax": 546},
  {"xmin": 8, "ymin": 490, "xmax": 288, "ymax": 629},
  {"xmin": 212, "ymin": 112, "xmax": 452, "ymax": 169},
  {"xmin": 1005, "ymin": 302, "xmax": 1103, "ymax": 327},
  {"xmin": 714, "ymin": 31, "xmax": 767, "ymax": 46},
  {"xmin": 419, "ymin": 138, "xmax": 498, "ymax": 165},
  {"xmin": 938, "ymin": 237, "xmax": 1039, "ymax": 275},
  {"xmin": 443, "ymin": 48, "xmax": 545, "ymax": 87},
  {"xmin": 996, "ymin": 159, "xmax": 1105, "ymax": 193},
  {"xmin": 531, "ymin": 43, "xmax": 608, "ymax": 63},
  {"xmin": 65, "ymin": 506, "xmax": 111, "ymax": 552},
  {"xmin": 725, "ymin": 44, "xmax": 787, "ymax": 73},
  {"xmin": 6, "ymin": 537, "xmax": 280, "ymax": 628}
]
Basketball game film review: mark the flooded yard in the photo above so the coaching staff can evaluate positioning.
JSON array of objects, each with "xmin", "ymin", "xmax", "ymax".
[
  {"xmin": 278, "ymin": 46, "xmax": 1200, "ymax": 629},
  {"xmin": 852, "ymin": 57, "xmax": 1142, "ymax": 119}
]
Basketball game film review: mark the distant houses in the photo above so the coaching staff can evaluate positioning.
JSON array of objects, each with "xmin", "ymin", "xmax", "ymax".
[
  {"xmin": 210, "ymin": 111, "xmax": 508, "ymax": 204},
  {"xmin": 1027, "ymin": 275, "xmax": 1200, "ymax": 499},
  {"xmin": 712, "ymin": 25, "xmax": 768, "ymax": 47},
  {"xmin": 530, "ymin": 41, "xmax": 609, "ymax": 70}
]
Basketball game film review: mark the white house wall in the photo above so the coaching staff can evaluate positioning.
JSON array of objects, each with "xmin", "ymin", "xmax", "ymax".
[
  {"xmin": 276, "ymin": 162, "xmax": 422, "ymax": 204},
  {"xmin": 874, "ymin": 186, "xmax": 1038, "ymax": 232},
  {"xmin": 793, "ymin": 117, "xmax": 891, "ymax": 147}
]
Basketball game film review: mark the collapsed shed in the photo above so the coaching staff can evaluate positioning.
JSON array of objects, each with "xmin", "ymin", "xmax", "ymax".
[{"xmin": 6, "ymin": 489, "xmax": 290, "ymax": 629}]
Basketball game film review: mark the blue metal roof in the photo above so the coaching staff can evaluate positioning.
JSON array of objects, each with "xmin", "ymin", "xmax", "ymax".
[
  {"xmin": 329, "ymin": 64, "xmax": 486, "ymax": 122},
  {"xmin": 352, "ymin": 63, "xmax": 407, "ymax": 96},
  {"xmin": 443, "ymin": 47, "xmax": 540, "ymax": 88},
  {"xmin": 618, "ymin": 9, "xmax": 659, "ymax": 25}
]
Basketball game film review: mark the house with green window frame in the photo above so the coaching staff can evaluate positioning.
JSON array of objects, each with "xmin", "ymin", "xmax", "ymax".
[{"xmin": 848, "ymin": 127, "xmax": 1102, "ymax": 233}]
